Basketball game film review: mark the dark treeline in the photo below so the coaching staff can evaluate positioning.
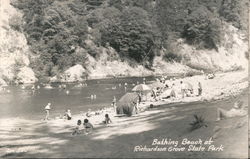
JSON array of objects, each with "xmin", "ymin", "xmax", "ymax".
[{"xmin": 10, "ymin": 0, "xmax": 248, "ymax": 78}]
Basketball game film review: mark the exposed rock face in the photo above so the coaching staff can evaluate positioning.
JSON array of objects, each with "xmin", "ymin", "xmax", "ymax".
[
  {"xmin": 178, "ymin": 24, "xmax": 248, "ymax": 72},
  {"xmin": 16, "ymin": 66, "xmax": 37, "ymax": 84},
  {"xmin": 51, "ymin": 64, "xmax": 86, "ymax": 83},
  {"xmin": 63, "ymin": 64, "xmax": 86, "ymax": 82},
  {"xmin": 152, "ymin": 56, "xmax": 201, "ymax": 75},
  {"xmin": 0, "ymin": 0, "xmax": 36, "ymax": 84},
  {"xmin": 85, "ymin": 47, "xmax": 153, "ymax": 79}
]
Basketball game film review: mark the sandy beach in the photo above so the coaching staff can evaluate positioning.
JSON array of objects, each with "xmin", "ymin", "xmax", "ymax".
[{"xmin": 0, "ymin": 70, "xmax": 248, "ymax": 158}]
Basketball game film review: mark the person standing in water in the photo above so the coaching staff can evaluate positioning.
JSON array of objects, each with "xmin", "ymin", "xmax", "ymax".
[
  {"xmin": 124, "ymin": 82, "xmax": 127, "ymax": 92},
  {"xmin": 31, "ymin": 85, "xmax": 35, "ymax": 95},
  {"xmin": 44, "ymin": 103, "xmax": 51, "ymax": 121},
  {"xmin": 66, "ymin": 90, "xmax": 70, "ymax": 95},
  {"xmin": 112, "ymin": 96, "xmax": 116, "ymax": 112}
]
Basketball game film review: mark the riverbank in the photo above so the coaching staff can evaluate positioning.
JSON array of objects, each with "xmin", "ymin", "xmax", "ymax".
[{"xmin": 0, "ymin": 70, "xmax": 248, "ymax": 158}]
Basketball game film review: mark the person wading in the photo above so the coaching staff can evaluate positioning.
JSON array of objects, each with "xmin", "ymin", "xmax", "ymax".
[{"xmin": 44, "ymin": 103, "xmax": 51, "ymax": 121}]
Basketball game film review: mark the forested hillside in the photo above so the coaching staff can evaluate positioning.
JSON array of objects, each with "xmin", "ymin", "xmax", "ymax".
[{"xmin": 3, "ymin": 0, "xmax": 249, "ymax": 82}]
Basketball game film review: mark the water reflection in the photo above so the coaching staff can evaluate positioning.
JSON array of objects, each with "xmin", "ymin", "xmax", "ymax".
[{"xmin": 0, "ymin": 76, "xmax": 162, "ymax": 119}]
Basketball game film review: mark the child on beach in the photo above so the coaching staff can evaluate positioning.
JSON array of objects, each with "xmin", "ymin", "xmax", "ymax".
[
  {"xmin": 216, "ymin": 101, "xmax": 247, "ymax": 121},
  {"xmin": 83, "ymin": 119, "xmax": 94, "ymax": 134},
  {"xmin": 72, "ymin": 120, "xmax": 82, "ymax": 135},
  {"xmin": 64, "ymin": 109, "xmax": 72, "ymax": 120},
  {"xmin": 86, "ymin": 109, "xmax": 95, "ymax": 117},
  {"xmin": 103, "ymin": 114, "xmax": 112, "ymax": 125}
]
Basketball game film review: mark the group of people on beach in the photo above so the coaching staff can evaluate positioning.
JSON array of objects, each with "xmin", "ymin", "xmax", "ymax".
[
  {"xmin": 44, "ymin": 103, "xmax": 72, "ymax": 121},
  {"xmin": 42, "ymin": 73, "xmax": 247, "ymax": 137},
  {"xmin": 149, "ymin": 77, "xmax": 203, "ymax": 102},
  {"xmin": 71, "ymin": 113, "xmax": 112, "ymax": 135},
  {"xmin": 44, "ymin": 101, "xmax": 114, "ymax": 136}
]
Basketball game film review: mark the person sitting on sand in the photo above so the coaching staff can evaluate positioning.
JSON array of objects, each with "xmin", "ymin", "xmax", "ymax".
[
  {"xmin": 44, "ymin": 103, "xmax": 51, "ymax": 121},
  {"xmin": 83, "ymin": 119, "xmax": 94, "ymax": 134},
  {"xmin": 103, "ymin": 114, "xmax": 112, "ymax": 124},
  {"xmin": 216, "ymin": 101, "xmax": 247, "ymax": 121},
  {"xmin": 72, "ymin": 120, "xmax": 82, "ymax": 135},
  {"xmin": 86, "ymin": 109, "xmax": 94, "ymax": 117},
  {"xmin": 64, "ymin": 109, "xmax": 72, "ymax": 120}
]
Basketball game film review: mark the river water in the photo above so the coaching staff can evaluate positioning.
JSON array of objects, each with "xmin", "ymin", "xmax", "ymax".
[
  {"xmin": 0, "ymin": 76, "xmax": 160, "ymax": 119},
  {"xmin": 1, "ymin": 76, "xmax": 247, "ymax": 120}
]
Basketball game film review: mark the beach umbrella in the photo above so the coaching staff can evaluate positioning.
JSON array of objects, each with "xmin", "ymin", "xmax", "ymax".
[
  {"xmin": 132, "ymin": 84, "xmax": 151, "ymax": 92},
  {"xmin": 149, "ymin": 81, "xmax": 165, "ymax": 89},
  {"xmin": 160, "ymin": 89, "xmax": 176, "ymax": 98},
  {"xmin": 185, "ymin": 82, "xmax": 193, "ymax": 90},
  {"xmin": 118, "ymin": 92, "xmax": 139, "ymax": 104}
]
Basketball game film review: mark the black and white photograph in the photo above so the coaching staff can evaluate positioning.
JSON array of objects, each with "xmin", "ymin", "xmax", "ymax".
[{"xmin": 0, "ymin": 0, "xmax": 249, "ymax": 158}]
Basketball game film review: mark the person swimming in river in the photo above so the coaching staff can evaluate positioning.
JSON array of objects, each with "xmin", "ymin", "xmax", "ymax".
[
  {"xmin": 66, "ymin": 90, "xmax": 70, "ymax": 95},
  {"xmin": 216, "ymin": 100, "xmax": 247, "ymax": 121},
  {"xmin": 83, "ymin": 119, "xmax": 94, "ymax": 134},
  {"xmin": 90, "ymin": 94, "xmax": 97, "ymax": 100}
]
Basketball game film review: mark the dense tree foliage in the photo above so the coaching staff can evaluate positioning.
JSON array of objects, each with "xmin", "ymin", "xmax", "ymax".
[
  {"xmin": 10, "ymin": 0, "xmax": 248, "ymax": 78},
  {"xmin": 100, "ymin": 7, "xmax": 155, "ymax": 67},
  {"xmin": 182, "ymin": 6, "xmax": 221, "ymax": 49},
  {"xmin": 219, "ymin": 0, "xmax": 248, "ymax": 30}
]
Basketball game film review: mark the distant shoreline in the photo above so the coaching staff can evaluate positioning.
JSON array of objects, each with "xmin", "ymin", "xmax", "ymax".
[{"xmin": 1, "ymin": 70, "xmax": 247, "ymax": 121}]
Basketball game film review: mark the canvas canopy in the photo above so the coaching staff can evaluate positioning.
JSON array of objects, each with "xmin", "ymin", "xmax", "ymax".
[
  {"xmin": 132, "ymin": 84, "xmax": 151, "ymax": 92},
  {"xmin": 116, "ymin": 92, "xmax": 139, "ymax": 116},
  {"xmin": 149, "ymin": 81, "xmax": 165, "ymax": 89},
  {"xmin": 183, "ymin": 82, "xmax": 193, "ymax": 90},
  {"xmin": 160, "ymin": 89, "xmax": 176, "ymax": 98}
]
